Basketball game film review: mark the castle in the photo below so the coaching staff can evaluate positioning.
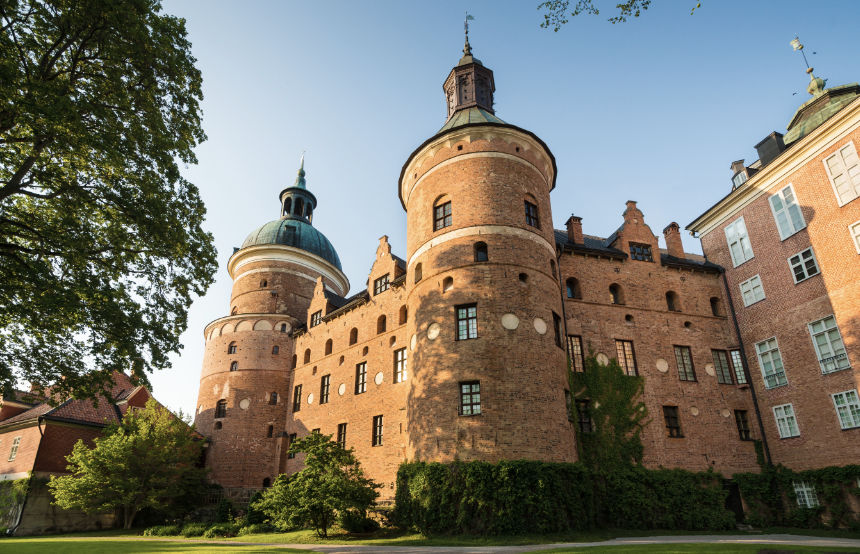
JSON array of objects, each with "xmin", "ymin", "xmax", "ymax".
[{"xmin": 193, "ymin": 37, "xmax": 860, "ymax": 503}]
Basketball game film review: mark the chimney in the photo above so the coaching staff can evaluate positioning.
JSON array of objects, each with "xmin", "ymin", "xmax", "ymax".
[
  {"xmin": 730, "ymin": 159, "xmax": 746, "ymax": 175},
  {"xmin": 663, "ymin": 222, "xmax": 684, "ymax": 259},
  {"xmin": 754, "ymin": 132, "xmax": 785, "ymax": 167},
  {"xmin": 565, "ymin": 215, "xmax": 583, "ymax": 244}
]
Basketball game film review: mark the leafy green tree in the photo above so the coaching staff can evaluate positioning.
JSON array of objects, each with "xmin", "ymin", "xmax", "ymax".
[
  {"xmin": 538, "ymin": 1, "xmax": 702, "ymax": 31},
  {"xmin": 252, "ymin": 432, "xmax": 380, "ymax": 537},
  {"xmin": 48, "ymin": 398, "xmax": 206, "ymax": 529},
  {"xmin": 0, "ymin": 0, "xmax": 216, "ymax": 399}
]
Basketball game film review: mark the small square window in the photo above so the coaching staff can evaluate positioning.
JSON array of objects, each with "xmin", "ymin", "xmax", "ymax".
[
  {"xmin": 662, "ymin": 406, "xmax": 683, "ymax": 438},
  {"xmin": 310, "ymin": 310, "xmax": 322, "ymax": 327},
  {"xmin": 629, "ymin": 243, "xmax": 653, "ymax": 262},
  {"xmin": 773, "ymin": 403, "xmax": 799, "ymax": 438},
  {"xmin": 739, "ymin": 275, "xmax": 766, "ymax": 307},
  {"xmin": 832, "ymin": 390, "xmax": 860, "ymax": 430},
  {"xmin": 788, "ymin": 248, "xmax": 819, "ymax": 283},
  {"xmin": 373, "ymin": 274, "xmax": 390, "ymax": 295},
  {"xmin": 793, "ymin": 481, "xmax": 819, "ymax": 508},
  {"xmin": 459, "ymin": 381, "xmax": 481, "ymax": 416},
  {"xmin": 456, "ymin": 304, "xmax": 478, "ymax": 340}
]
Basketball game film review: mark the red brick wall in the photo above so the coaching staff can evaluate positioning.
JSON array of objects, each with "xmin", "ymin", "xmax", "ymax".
[{"xmin": 0, "ymin": 425, "xmax": 43, "ymax": 476}]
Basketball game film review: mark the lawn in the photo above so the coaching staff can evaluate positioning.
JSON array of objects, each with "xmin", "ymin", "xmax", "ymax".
[
  {"xmin": 0, "ymin": 536, "xmax": 314, "ymax": 553},
  {"xmin": 542, "ymin": 546, "xmax": 860, "ymax": 553}
]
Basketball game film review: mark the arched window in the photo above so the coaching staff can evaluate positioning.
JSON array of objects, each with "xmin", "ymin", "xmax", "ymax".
[
  {"xmin": 262, "ymin": 477, "xmax": 271, "ymax": 488},
  {"xmin": 399, "ymin": 305, "xmax": 408, "ymax": 325},
  {"xmin": 609, "ymin": 283, "xmax": 624, "ymax": 305},
  {"xmin": 291, "ymin": 354, "xmax": 297, "ymax": 369},
  {"xmin": 442, "ymin": 276, "xmax": 453, "ymax": 292},
  {"xmin": 231, "ymin": 306, "xmax": 238, "ymax": 315},
  {"xmin": 377, "ymin": 315, "xmax": 387, "ymax": 334},
  {"xmin": 272, "ymin": 345, "xmax": 279, "ymax": 355},
  {"xmin": 524, "ymin": 197, "xmax": 540, "ymax": 228},
  {"xmin": 433, "ymin": 196, "xmax": 452, "ymax": 231},
  {"xmin": 215, "ymin": 400, "xmax": 227, "ymax": 419},
  {"xmin": 305, "ymin": 204, "xmax": 313, "ymax": 219},
  {"xmin": 229, "ymin": 361, "xmax": 238, "ymax": 372},
  {"xmin": 666, "ymin": 291, "xmax": 680, "ymax": 312},
  {"xmin": 267, "ymin": 425, "xmax": 274, "ymax": 438},
  {"xmin": 294, "ymin": 197, "xmax": 304, "ymax": 217},
  {"xmin": 214, "ymin": 421, "xmax": 222, "ymax": 430},
  {"xmin": 227, "ymin": 342, "xmax": 237, "ymax": 354},
  {"xmin": 303, "ymin": 348, "xmax": 311, "ymax": 364},
  {"xmin": 283, "ymin": 198, "xmax": 291, "ymax": 215},
  {"xmin": 566, "ymin": 278, "xmax": 581, "ymax": 299},
  {"xmin": 280, "ymin": 323, "xmax": 287, "ymax": 333},
  {"xmin": 260, "ymin": 279, "xmax": 267, "ymax": 288},
  {"xmin": 474, "ymin": 241, "xmax": 488, "ymax": 262},
  {"xmin": 414, "ymin": 263, "xmax": 422, "ymax": 283},
  {"xmin": 349, "ymin": 327, "xmax": 358, "ymax": 345},
  {"xmin": 710, "ymin": 297, "xmax": 722, "ymax": 316},
  {"xmin": 325, "ymin": 339, "xmax": 333, "ymax": 355},
  {"xmin": 269, "ymin": 392, "xmax": 278, "ymax": 405}
]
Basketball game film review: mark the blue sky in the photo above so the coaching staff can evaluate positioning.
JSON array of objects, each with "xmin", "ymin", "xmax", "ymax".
[{"xmin": 154, "ymin": 0, "xmax": 860, "ymax": 415}]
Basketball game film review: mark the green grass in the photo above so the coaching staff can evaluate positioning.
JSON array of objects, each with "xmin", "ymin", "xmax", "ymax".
[
  {"xmin": 542, "ymin": 546, "xmax": 860, "ymax": 553},
  {"xmin": 0, "ymin": 537, "xmax": 313, "ymax": 553}
]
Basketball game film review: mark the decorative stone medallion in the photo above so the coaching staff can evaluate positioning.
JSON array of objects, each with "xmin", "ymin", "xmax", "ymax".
[
  {"xmin": 427, "ymin": 322, "xmax": 441, "ymax": 340},
  {"xmin": 655, "ymin": 358, "xmax": 669, "ymax": 373},
  {"xmin": 501, "ymin": 313, "xmax": 520, "ymax": 330},
  {"xmin": 410, "ymin": 334, "xmax": 417, "ymax": 351},
  {"xmin": 721, "ymin": 408, "xmax": 731, "ymax": 418},
  {"xmin": 338, "ymin": 383, "xmax": 346, "ymax": 396},
  {"xmin": 690, "ymin": 406, "xmax": 700, "ymax": 416},
  {"xmin": 596, "ymin": 352, "xmax": 609, "ymax": 365},
  {"xmin": 375, "ymin": 372, "xmax": 384, "ymax": 385},
  {"xmin": 705, "ymin": 363, "xmax": 716, "ymax": 377},
  {"xmin": 533, "ymin": 317, "xmax": 547, "ymax": 335},
  {"xmin": 307, "ymin": 393, "xmax": 314, "ymax": 405},
  {"xmin": 239, "ymin": 398, "xmax": 250, "ymax": 410}
]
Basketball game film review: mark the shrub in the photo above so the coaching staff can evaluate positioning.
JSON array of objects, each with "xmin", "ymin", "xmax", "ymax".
[
  {"xmin": 180, "ymin": 522, "xmax": 208, "ymax": 537},
  {"xmin": 214, "ymin": 497, "xmax": 234, "ymax": 523},
  {"xmin": 203, "ymin": 522, "xmax": 239, "ymax": 538},
  {"xmin": 339, "ymin": 509, "xmax": 380, "ymax": 533},
  {"xmin": 142, "ymin": 524, "xmax": 181, "ymax": 536},
  {"xmin": 237, "ymin": 523, "xmax": 274, "ymax": 536}
]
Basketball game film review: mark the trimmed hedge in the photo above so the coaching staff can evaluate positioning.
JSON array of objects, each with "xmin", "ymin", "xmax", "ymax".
[{"xmin": 394, "ymin": 460, "xmax": 734, "ymax": 535}]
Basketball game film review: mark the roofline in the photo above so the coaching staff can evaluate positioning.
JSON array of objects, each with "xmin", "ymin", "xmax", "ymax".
[{"xmin": 397, "ymin": 121, "xmax": 558, "ymax": 210}]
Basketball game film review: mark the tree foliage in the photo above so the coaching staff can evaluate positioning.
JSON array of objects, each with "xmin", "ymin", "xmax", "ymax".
[
  {"xmin": 0, "ymin": 0, "xmax": 217, "ymax": 399},
  {"xmin": 538, "ymin": 1, "xmax": 702, "ymax": 31},
  {"xmin": 252, "ymin": 432, "xmax": 379, "ymax": 537},
  {"xmin": 47, "ymin": 398, "xmax": 206, "ymax": 529}
]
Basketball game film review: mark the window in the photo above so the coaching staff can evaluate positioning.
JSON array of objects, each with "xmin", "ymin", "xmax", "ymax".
[
  {"xmin": 474, "ymin": 241, "xmax": 488, "ymax": 262},
  {"xmin": 769, "ymin": 184, "xmax": 806, "ymax": 239},
  {"xmin": 414, "ymin": 263, "xmax": 423, "ymax": 283},
  {"xmin": 229, "ymin": 361, "xmax": 238, "ymax": 372},
  {"xmin": 662, "ymin": 406, "xmax": 683, "ymax": 438},
  {"xmin": 373, "ymin": 274, "xmax": 390, "ymax": 295},
  {"xmin": 377, "ymin": 315, "xmax": 387, "ymax": 334},
  {"xmin": 832, "ymin": 390, "xmax": 860, "ymax": 430},
  {"xmin": 524, "ymin": 200, "xmax": 540, "ymax": 228},
  {"xmin": 272, "ymin": 345, "xmax": 279, "ymax": 355},
  {"xmin": 609, "ymin": 283, "xmax": 623, "ymax": 305},
  {"xmin": 734, "ymin": 410, "xmax": 751, "ymax": 440},
  {"xmin": 615, "ymin": 340, "xmax": 638, "ymax": 376},
  {"xmin": 793, "ymin": 481, "xmax": 820, "ymax": 508},
  {"xmin": 456, "ymin": 304, "xmax": 478, "ymax": 340},
  {"xmin": 280, "ymin": 323, "xmax": 287, "ymax": 333},
  {"xmin": 851, "ymin": 220, "xmax": 860, "ymax": 253},
  {"xmin": 260, "ymin": 279, "xmax": 268, "ymax": 288},
  {"xmin": 666, "ymin": 291, "xmax": 680, "ymax": 312},
  {"xmin": 213, "ymin": 421, "xmax": 222, "ymax": 430},
  {"xmin": 215, "ymin": 400, "xmax": 227, "ymax": 419},
  {"xmin": 394, "ymin": 348, "xmax": 407, "ymax": 383},
  {"xmin": 459, "ymin": 381, "xmax": 481, "ymax": 416},
  {"xmin": 337, "ymin": 423, "xmax": 347, "ymax": 448},
  {"xmin": 739, "ymin": 275, "xmax": 765, "ymax": 307},
  {"xmin": 434, "ymin": 200, "xmax": 452, "ymax": 231},
  {"xmin": 292, "ymin": 385, "xmax": 302, "ymax": 412},
  {"xmin": 823, "ymin": 142, "xmax": 860, "ymax": 206},
  {"xmin": 267, "ymin": 425, "xmax": 274, "ymax": 438},
  {"xmin": 808, "ymin": 316, "xmax": 849, "ymax": 374},
  {"xmin": 788, "ymin": 248, "xmax": 819, "ymax": 283},
  {"xmin": 773, "ymin": 403, "xmax": 799, "ymax": 438},
  {"xmin": 269, "ymin": 392, "xmax": 278, "ymax": 405},
  {"xmin": 552, "ymin": 312, "xmax": 563, "ymax": 349},
  {"xmin": 399, "ymin": 305, "xmax": 408, "ymax": 325},
  {"xmin": 349, "ymin": 327, "xmax": 358, "ymax": 345},
  {"xmin": 674, "ymin": 346, "xmax": 696, "ymax": 381},
  {"xmin": 310, "ymin": 310, "xmax": 322, "ymax": 327},
  {"xmin": 372, "ymin": 415, "xmax": 383, "ymax": 446},
  {"xmin": 287, "ymin": 433, "xmax": 297, "ymax": 458},
  {"xmin": 8, "ymin": 437, "xmax": 21, "ymax": 461},
  {"xmin": 567, "ymin": 335, "xmax": 585, "ymax": 372},
  {"xmin": 629, "ymin": 243, "xmax": 653, "ymax": 261},
  {"xmin": 730, "ymin": 350, "xmax": 747, "ymax": 384},
  {"xmin": 303, "ymin": 348, "xmax": 311, "ymax": 364},
  {"xmin": 756, "ymin": 338, "xmax": 788, "ymax": 389},
  {"xmin": 566, "ymin": 278, "xmax": 581, "ymax": 299},
  {"xmin": 711, "ymin": 350, "xmax": 734, "ymax": 385},
  {"xmin": 325, "ymin": 339, "xmax": 332, "ymax": 355},
  {"xmin": 575, "ymin": 400, "xmax": 593, "ymax": 434},
  {"xmin": 291, "ymin": 354, "xmax": 297, "ymax": 369},
  {"xmin": 263, "ymin": 477, "xmax": 271, "ymax": 488},
  {"xmin": 227, "ymin": 342, "xmax": 237, "ymax": 354},
  {"xmin": 732, "ymin": 170, "xmax": 748, "ymax": 189},
  {"xmin": 725, "ymin": 217, "xmax": 754, "ymax": 267},
  {"xmin": 355, "ymin": 362, "xmax": 367, "ymax": 394},
  {"xmin": 320, "ymin": 375, "xmax": 330, "ymax": 404},
  {"xmin": 442, "ymin": 276, "xmax": 454, "ymax": 292},
  {"xmin": 710, "ymin": 297, "xmax": 722, "ymax": 316}
]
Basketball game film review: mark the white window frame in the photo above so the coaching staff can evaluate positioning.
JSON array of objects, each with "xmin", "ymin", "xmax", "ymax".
[
  {"xmin": 8, "ymin": 436, "xmax": 20, "ymax": 461},
  {"xmin": 793, "ymin": 481, "xmax": 819, "ymax": 508},
  {"xmin": 808, "ymin": 315, "xmax": 850, "ymax": 374},
  {"xmin": 832, "ymin": 390, "xmax": 860, "ymax": 430},
  {"xmin": 773, "ymin": 403, "xmax": 799, "ymax": 438},
  {"xmin": 823, "ymin": 141, "xmax": 860, "ymax": 207},
  {"xmin": 850, "ymin": 219, "xmax": 860, "ymax": 254},
  {"xmin": 724, "ymin": 217, "xmax": 755, "ymax": 267},
  {"xmin": 769, "ymin": 184, "xmax": 807, "ymax": 240},
  {"xmin": 739, "ymin": 275, "xmax": 766, "ymax": 307},
  {"xmin": 788, "ymin": 248, "xmax": 819, "ymax": 284},
  {"xmin": 756, "ymin": 337, "xmax": 788, "ymax": 389}
]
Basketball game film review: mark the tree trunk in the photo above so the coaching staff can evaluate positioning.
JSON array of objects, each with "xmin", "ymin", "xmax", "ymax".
[{"xmin": 123, "ymin": 505, "xmax": 138, "ymax": 529}]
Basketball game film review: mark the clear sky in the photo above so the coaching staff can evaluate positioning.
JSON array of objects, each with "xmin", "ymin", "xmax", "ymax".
[{"xmin": 153, "ymin": 0, "xmax": 860, "ymax": 416}]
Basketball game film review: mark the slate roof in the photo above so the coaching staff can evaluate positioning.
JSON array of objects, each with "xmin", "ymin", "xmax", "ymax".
[
  {"xmin": 241, "ymin": 218, "xmax": 342, "ymax": 271},
  {"xmin": 439, "ymin": 107, "xmax": 506, "ymax": 132}
]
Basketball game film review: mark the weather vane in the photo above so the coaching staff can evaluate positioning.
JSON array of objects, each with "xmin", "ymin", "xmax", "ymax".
[
  {"xmin": 465, "ymin": 11, "xmax": 474, "ymax": 39},
  {"xmin": 790, "ymin": 36, "xmax": 810, "ymax": 69},
  {"xmin": 791, "ymin": 35, "xmax": 825, "ymax": 96}
]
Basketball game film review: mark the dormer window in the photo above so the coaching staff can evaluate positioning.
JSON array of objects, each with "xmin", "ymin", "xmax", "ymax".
[
  {"xmin": 373, "ymin": 274, "xmax": 390, "ymax": 295},
  {"xmin": 629, "ymin": 243, "xmax": 653, "ymax": 262},
  {"xmin": 310, "ymin": 310, "xmax": 322, "ymax": 328},
  {"xmin": 732, "ymin": 170, "xmax": 748, "ymax": 189}
]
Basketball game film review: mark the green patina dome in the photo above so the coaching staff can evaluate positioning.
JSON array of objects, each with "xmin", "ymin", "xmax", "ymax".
[{"xmin": 241, "ymin": 218, "xmax": 342, "ymax": 271}]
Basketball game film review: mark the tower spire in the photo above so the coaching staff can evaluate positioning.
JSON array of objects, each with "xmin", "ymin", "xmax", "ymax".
[
  {"xmin": 791, "ymin": 36, "xmax": 826, "ymax": 96},
  {"xmin": 294, "ymin": 151, "xmax": 307, "ymax": 189},
  {"xmin": 463, "ymin": 12, "xmax": 474, "ymax": 57}
]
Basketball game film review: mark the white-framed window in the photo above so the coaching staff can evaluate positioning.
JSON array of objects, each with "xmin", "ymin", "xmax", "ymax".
[
  {"xmin": 832, "ymin": 390, "xmax": 860, "ymax": 430},
  {"xmin": 8, "ymin": 436, "xmax": 20, "ymax": 461},
  {"xmin": 850, "ymin": 219, "xmax": 860, "ymax": 254},
  {"xmin": 773, "ymin": 403, "xmax": 799, "ymax": 438},
  {"xmin": 769, "ymin": 184, "xmax": 806, "ymax": 239},
  {"xmin": 725, "ymin": 217, "xmax": 754, "ymax": 267},
  {"xmin": 823, "ymin": 141, "xmax": 860, "ymax": 206},
  {"xmin": 793, "ymin": 481, "xmax": 819, "ymax": 508},
  {"xmin": 739, "ymin": 275, "xmax": 765, "ymax": 307},
  {"xmin": 756, "ymin": 338, "xmax": 787, "ymax": 389},
  {"xmin": 808, "ymin": 316, "xmax": 849, "ymax": 374},
  {"xmin": 788, "ymin": 248, "xmax": 819, "ymax": 283}
]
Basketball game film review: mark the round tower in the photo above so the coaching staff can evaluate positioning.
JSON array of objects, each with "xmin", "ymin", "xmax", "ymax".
[
  {"xmin": 399, "ymin": 38, "xmax": 576, "ymax": 463},
  {"xmin": 195, "ymin": 161, "xmax": 349, "ymax": 498}
]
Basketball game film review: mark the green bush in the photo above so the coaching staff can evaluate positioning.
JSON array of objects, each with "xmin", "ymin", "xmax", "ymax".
[
  {"xmin": 180, "ymin": 522, "xmax": 209, "ymax": 537},
  {"xmin": 203, "ymin": 522, "xmax": 239, "ymax": 538},
  {"xmin": 339, "ymin": 509, "xmax": 380, "ymax": 533},
  {"xmin": 142, "ymin": 524, "xmax": 181, "ymax": 536},
  {"xmin": 237, "ymin": 523, "xmax": 274, "ymax": 536}
]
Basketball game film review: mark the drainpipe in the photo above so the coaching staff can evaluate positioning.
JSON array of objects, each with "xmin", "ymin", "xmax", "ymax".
[{"xmin": 722, "ymin": 270, "xmax": 772, "ymax": 466}]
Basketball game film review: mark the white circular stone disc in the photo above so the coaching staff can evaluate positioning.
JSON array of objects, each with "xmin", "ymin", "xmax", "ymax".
[
  {"xmin": 239, "ymin": 398, "xmax": 250, "ymax": 410},
  {"xmin": 338, "ymin": 383, "xmax": 346, "ymax": 396},
  {"xmin": 596, "ymin": 353, "xmax": 609, "ymax": 366},
  {"xmin": 374, "ymin": 372, "xmax": 384, "ymax": 385},
  {"xmin": 501, "ymin": 313, "xmax": 519, "ymax": 330},
  {"xmin": 427, "ymin": 322, "xmax": 441, "ymax": 340},
  {"xmin": 690, "ymin": 406, "xmax": 700, "ymax": 416},
  {"xmin": 721, "ymin": 409, "xmax": 731, "ymax": 418},
  {"xmin": 705, "ymin": 363, "xmax": 716, "ymax": 377},
  {"xmin": 533, "ymin": 318, "xmax": 547, "ymax": 335},
  {"xmin": 307, "ymin": 393, "xmax": 314, "ymax": 405},
  {"xmin": 410, "ymin": 334, "xmax": 417, "ymax": 351},
  {"xmin": 655, "ymin": 358, "xmax": 669, "ymax": 373}
]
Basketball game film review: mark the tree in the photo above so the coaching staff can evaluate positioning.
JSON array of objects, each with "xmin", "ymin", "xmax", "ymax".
[
  {"xmin": 48, "ymin": 398, "xmax": 206, "ymax": 529},
  {"xmin": 252, "ymin": 432, "xmax": 380, "ymax": 537},
  {"xmin": 0, "ymin": 0, "xmax": 217, "ymax": 399},
  {"xmin": 538, "ymin": 1, "xmax": 701, "ymax": 31}
]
